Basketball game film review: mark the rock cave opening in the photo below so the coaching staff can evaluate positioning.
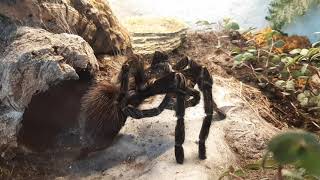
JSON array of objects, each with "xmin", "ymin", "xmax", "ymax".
[{"xmin": 17, "ymin": 71, "xmax": 93, "ymax": 152}]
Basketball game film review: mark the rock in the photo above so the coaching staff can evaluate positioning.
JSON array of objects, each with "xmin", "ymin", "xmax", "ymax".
[
  {"xmin": 0, "ymin": 0, "xmax": 131, "ymax": 55},
  {"xmin": 0, "ymin": 22, "xmax": 99, "ymax": 146},
  {"xmin": 122, "ymin": 17, "xmax": 188, "ymax": 55}
]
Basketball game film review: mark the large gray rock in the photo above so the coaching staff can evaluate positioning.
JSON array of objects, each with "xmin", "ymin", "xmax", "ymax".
[
  {"xmin": 0, "ymin": 0, "xmax": 132, "ymax": 55},
  {"xmin": 0, "ymin": 22, "xmax": 99, "ymax": 146}
]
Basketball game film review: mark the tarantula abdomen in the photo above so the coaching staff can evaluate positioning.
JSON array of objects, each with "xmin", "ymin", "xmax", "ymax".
[{"xmin": 78, "ymin": 81, "xmax": 126, "ymax": 158}]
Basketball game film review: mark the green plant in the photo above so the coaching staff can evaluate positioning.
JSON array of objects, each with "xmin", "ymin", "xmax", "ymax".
[
  {"xmin": 232, "ymin": 29, "xmax": 286, "ymax": 68},
  {"xmin": 266, "ymin": 0, "xmax": 320, "ymax": 30},
  {"xmin": 264, "ymin": 131, "xmax": 320, "ymax": 179},
  {"xmin": 223, "ymin": 18, "xmax": 240, "ymax": 31}
]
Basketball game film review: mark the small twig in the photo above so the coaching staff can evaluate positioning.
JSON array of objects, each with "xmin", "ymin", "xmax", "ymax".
[
  {"xmin": 257, "ymin": 49, "xmax": 261, "ymax": 62},
  {"xmin": 290, "ymin": 102, "xmax": 299, "ymax": 115},
  {"xmin": 266, "ymin": 39, "xmax": 274, "ymax": 68},
  {"xmin": 239, "ymin": 82, "xmax": 243, "ymax": 97},
  {"xmin": 311, "ymin": 121, "xmax": 320, "ymax": 130}
]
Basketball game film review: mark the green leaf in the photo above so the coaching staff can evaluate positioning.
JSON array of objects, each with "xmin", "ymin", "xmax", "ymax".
[
  {"xmin": 231, "ymin": 47, "xmax": 242, "ymax": 56},
  {"xmin": 292, "ymin": 70, "xmax": 304, "ymax": 78},
  {"xmin": 244, "ymin": 163, "xmax": 261, "ymax": 170},
  {"xmin": 247, "ymin": 49, "xmax": 257, "ymax": 54},
  {"xmin": 267, "ymin": 38, "xmax": 273, "ymax": 46},
  {"xmin": 268, "ymin": 131, "xmax": 320, "ymax": 165},
  {"xmin": 196, "ymin": 20, "xmax": 211, "ymax": 26},
  {"xmin": 262, "ymin": 158, "xmax": 278, "ymax": 169},
  {"xmin": 234, "ymin": 169, "xmax": 247, "ymax": 177},
  {"xmin": 300, "ymin": 64, "xmax": 309, "ymax": 75},
  {"xmin": 297, "ymin": 93, "xmax": 309, "ymax": 107},
  {"xmin": 293, "ymin": 54, "xmax": 306, "ymax": 63},
  {"xmin": 274, "ymin": 40, "xmax": 286, "ymax": 48},
  {"xmin": 272, "ymin": 55, "xmax": 281, "ymax": 63},
  {"xmin": 311, "ymin": 53, "xmax": 320, "ymax": 61},
  {"xmin": 306, "ymin": 48, "xmax": 320, "ymax": 59},
  {"xmin": 242, "ymin": 52, "xmax": 254, "ymax": 60},
  {"xmin": 275, "ymin": 80, "xmax": 286, "ymax": 89},
  {"xmin": 234, "ymin": 54, "xmax": 243, "ymax": 61},
  {"xmin": 300, "ymin": 147, "xmax": 320, "ymax": 176},
  {"xmin": 300, "ymin": 49, "xmax": 310, "ymax": 56},
  {"xmin": 309, "ymin": 95, "xmax": 320, "ymax": 107},
  {"xmin": 280, "ymin": 70, "xmax": 290, "ymax": 79},
  {"xmin": 225, "ymin": 22, "xmax": 240, "ymax": 30},
  {"xmin": 266, "ymin": 30, "xmax": 281, "ymax": 40},
  {"xmin": 271, "ymin": 30, "xmax": 282, "ymax": 36},
  {"xmin": 282, "ymin": 169, "xmax": 304, "ymax": 180},
  {"xmin": 285, "ymin": 80, "xmax": 295, "ymax": 91},
  {"xmin": 282, "ymin": 57, "xmax": 296, "ymax": 66}
]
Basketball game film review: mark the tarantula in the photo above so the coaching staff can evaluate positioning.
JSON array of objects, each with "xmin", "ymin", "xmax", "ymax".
[{"xmin": 78, "ymin": 51, "xmax": 226, "ymax": 164}]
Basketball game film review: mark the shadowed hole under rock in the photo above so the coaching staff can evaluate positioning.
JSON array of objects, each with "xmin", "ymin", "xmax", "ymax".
[{"xmin": 17, "ymin": 75, "xmax": 92, "ymax": 152}]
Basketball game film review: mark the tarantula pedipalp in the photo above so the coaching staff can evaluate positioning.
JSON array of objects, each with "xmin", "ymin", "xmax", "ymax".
[{"xmin": 78, "ymin": 52, "xmax": 226, "ymax": 164}]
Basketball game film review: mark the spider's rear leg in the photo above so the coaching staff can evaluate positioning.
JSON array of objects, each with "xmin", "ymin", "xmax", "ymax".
[{"xmin": 198, "ymin": 68, "xmax": 226, "ymax": 160}]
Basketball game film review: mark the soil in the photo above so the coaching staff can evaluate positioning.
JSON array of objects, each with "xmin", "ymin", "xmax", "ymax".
[
  {"xmin": 193, "ymin": 32, "xmax": 318, "ymax": 131},
  {"xmin": 0, "ymin": 31, "xmax": 282, "ymax": 180}
]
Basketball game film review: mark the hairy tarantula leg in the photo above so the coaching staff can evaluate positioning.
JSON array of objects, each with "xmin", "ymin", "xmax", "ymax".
[
  {"xmin": 198, "ymin": 68, "xmax": 226, "ymax": 160},
  {"xmin": 126, "ymin": 72, "xmax": 189, "ymax": 164},
  {"xmin": 127, "ymin": 72, "xmax": 183, "ymax": 101},
  {"xmin": 123, "ymin": 95, "xmax": 171, "ymax": 119},
  {"xmin": 128, "ymin": 55, "xmax": 146, "ymax": 91},
  {"xmin": 117, "ymin": 55, "xmax": 147, "ymax": 105},
  {"xmin": 175, "ymin": 92, "xmax": 186, "ymax": 164},
  {"xmin": 198, "ymin": 67, "xmax": 226, "ymax": 119},
  {"xmin": 198, "ymin": 88, "xmax": 213, "ymax": 160}
]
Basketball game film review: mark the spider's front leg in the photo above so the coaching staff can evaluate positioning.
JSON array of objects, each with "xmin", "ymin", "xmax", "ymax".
[
  {"xmin": 122, "ymin": 94, "xmax": 171, "ymax": 119},
  {"xmin": 125, "ymin": 72, "xmax": 191, "ymax": 164}
]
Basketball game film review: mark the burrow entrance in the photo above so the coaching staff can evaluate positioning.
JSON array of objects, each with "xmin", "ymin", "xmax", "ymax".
[{"xmin": 17, "ymin": 74, "xmax": 92, "ymax": 152}]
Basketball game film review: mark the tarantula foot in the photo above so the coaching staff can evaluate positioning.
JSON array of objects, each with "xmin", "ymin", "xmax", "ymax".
[
  {"xmin": 175, "ymin": 145, "xmax": 184, "ymax": 164},
  {"xmin": 123, "ymin": 106, "xmax": 144, "ymax": 119},
  {"xmin": 199, "ymin": 142, "xmax": 207, "ymax": 160}
]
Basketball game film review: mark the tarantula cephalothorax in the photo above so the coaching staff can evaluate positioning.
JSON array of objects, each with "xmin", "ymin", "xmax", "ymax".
[{"xmin": 78, "ymin": 52, "xmax": 226, "ymax": 164}]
